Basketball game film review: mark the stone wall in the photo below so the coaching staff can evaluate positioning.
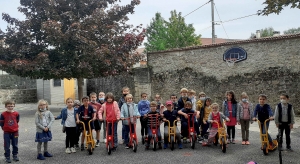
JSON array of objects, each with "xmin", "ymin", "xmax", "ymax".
[
  {"xmin": 0, "ymin": 89, "xmax": 37, "ymax": 104},
  {"xmin": 148, "ymin": 35, "xmax": 300, "ymax": 114},
  {"xmin": 0, "ymin": 75, "xmax": 36, "ymax": 89}
]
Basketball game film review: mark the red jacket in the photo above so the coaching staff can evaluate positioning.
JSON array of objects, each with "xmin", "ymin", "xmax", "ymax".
[
  {"xmin": 0, "ymin": 111, "xmax": 20, "ymax": 133},
  {"xmin": 98, "ymin": 101, "xmax": 120, "ymax": 121}
]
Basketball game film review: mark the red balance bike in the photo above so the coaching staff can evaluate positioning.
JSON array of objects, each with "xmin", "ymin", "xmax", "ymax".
[
  {"xmin": 106, "ymin": 119, "xmax": 118, "ymax": 155},
  {"xmin": 187, "ymin": 113, "xmax": 197, "ymax": 149},
  {"xmin": 122, "ymin": 116, "xmax": 139, "ymax": 152},
  {"xmin": 147, "ymin": 114, "xmax": 160, "ymax": 151}
]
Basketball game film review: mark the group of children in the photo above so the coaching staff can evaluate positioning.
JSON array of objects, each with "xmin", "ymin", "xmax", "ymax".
[{"xmin": 0, "ymin": 86, "xmax": 296, "ymax": 163}]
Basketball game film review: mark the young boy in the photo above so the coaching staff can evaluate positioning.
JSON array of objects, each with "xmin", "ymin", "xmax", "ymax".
[
  {"xmin": 118, "ymin": 87, "xmax": 130, "ymax": 144},
  {"xmin": 178, "ymin": 101, "xmax": 200, "ymax": 143},
  {"xmin": 145, "ymin": 101, "xmax": 162, "ymax": 149},
  {"xmin": 89, "ymin": 92, "xmax": 102, "ymax": 146},
  {"xmin": 170, "ymin": 94, "xmax": 179, "ymax": 111},
  {"xmin": 154, "ymin": 94, "xmax": 164, "ymax": 113},
  {"xmin": 188, "ymin": 89, "xmax": 197, "ymax": 111},
  {"xmin": 76, "ymin": 96, "xmax": 96, "ymax": 151},
  {"xmin": 252, "ymin": 94, "xmax": 274, "ymax": 148},
  {"xmin": 162, "ymin": 100, "xmax": 182, "ymax": 149},
  {"xmin": 138, "ymin": 93, "xmax": 150, "ymax": 144},
  {"xmin": 177, "ymin": 88, "xmax": 191, "ymax": 110},
  {"xmin": 274, "ymin": 94, "xmax": 295, "ymax": 151},
  {"xmin": 0, "ymin": 100, "xmax": 20, "ymax": 163},
  {"xmin": 97, "ymin": 91, "xmax": 106, "ymax": 143}
]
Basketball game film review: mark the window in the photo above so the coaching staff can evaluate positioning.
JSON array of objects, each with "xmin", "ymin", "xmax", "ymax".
[{"xmin": 53, "ymin": 79, "xmax": 61, "ymax": 87}]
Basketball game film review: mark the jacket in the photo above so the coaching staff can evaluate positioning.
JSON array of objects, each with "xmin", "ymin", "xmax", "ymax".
[
  {"xmin": 55, "ymin": 107, "xmax": 78, "ymax": 126},
  {"xmin": 178, "ymin": 97, "xmax": 191, "ymax": 111},
  {"xmin": 208, "ymin": 112, "xmax": 228, "ymax": 129},
  {"xmin": 237, "ymin": 102, "xmax": 254, "ymax": 122},
  {"xmin": 35, "ymin": 110, "xmax": 55, "ymax": 133},
  {"xmin": 222, "ymin": 101, "xmax": 237, "ymax": 117},
  {"xmin": 99, "ymin": 101, "xmax": 120, "ymax": 121},
  {"xmin": 138, "ymin": 100, "xmax": 150, "ymax": 116},
  {"xmin": 253, "ymin": 104, "xmax": 273, "ymax": 122},
  {"xmin": 0, "ymin": 111, "xmax": 19, "ymax": 133},
  {"xmin": 120, "ymin": 103, "xmax": 140, "ymax": 125}
]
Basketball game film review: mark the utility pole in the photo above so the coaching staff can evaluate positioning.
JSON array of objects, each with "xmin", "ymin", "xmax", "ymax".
[{"xmin": 211, "ymin": 0, "xmax": 215, "ymax": 44}]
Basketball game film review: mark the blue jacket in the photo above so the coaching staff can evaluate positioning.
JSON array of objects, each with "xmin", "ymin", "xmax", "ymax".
[
  {"xmin": 222, "ymin": 101, "xmax": 237, "ymax": 117},
  {"xmin": 138, "ymin": 100, "xmax": 150, "ymax": 116},
  {"xmin": 253, "ymin": 104, "xmax": 273, "ymax": 122},
  {"xmin": 120, "ymin": 103, "xmax": 140, "ymax": 125},
  {"xmin": 180, "ymin": 108, "xmax": 196, "ymax": 123},
  {"xmin": 55, "ymin": 107, "xmax": 78, "ymax": 126},
  {"xmin": 177, "ymin": 97, "xmax": 191, "ymax": 111}
]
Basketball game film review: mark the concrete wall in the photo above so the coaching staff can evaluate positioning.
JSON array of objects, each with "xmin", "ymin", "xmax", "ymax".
[
  {"xmin": 148, "ymin": 35, "xmax": 300, "ymax": 114},
  {"xmin": 37, "ymin": 79, "xmax": 51, "ymax": 103}
]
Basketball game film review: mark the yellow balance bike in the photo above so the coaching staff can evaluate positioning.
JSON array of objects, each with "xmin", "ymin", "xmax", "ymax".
[
  {"xmin": 80, "ymin": 120, "xmax": 95, "ymax": 155},
  {"xmin": 165, "ymin": 120, "xmax": 178, "ymax": 151},
  {"xmin": 257, "ymin": 119, "xmax": 278, "ymax": 155},
  {"xmin": 213, "ymin": 120, "xmax": 227, "ymax": 153}
]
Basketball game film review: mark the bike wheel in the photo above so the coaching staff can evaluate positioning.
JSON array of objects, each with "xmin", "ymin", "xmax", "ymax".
[
  {"xmin": 221, "ymin": 138, "xmax": 226, "ymax": 153},
  {"xmin": 191, "ymin": 135, "xmax": 196, "ymax": 149},
  {"xmin": 133, "ymin": 140, "xmax": 137, "ymax": 153},
  {"xmin": 171, "ymin": 136, "xmax": 175, "ymax": 151},
  {"xmin": 153, "ymin": 137, "xmax": 157, "ymax": 151},
  {"xmin": 88, "ymin": 144, "xmax": 93, "ymax": 155},
  {"xmin": 263, "ymin": 144, "xmax": 268, "ymax": 155},
  {"xmin": 107, "ymin": 143, "xmax": 112, "ymax": 155}
]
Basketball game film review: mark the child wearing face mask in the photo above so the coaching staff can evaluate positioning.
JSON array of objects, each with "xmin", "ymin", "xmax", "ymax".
[
  {"xmin": 118, "ymin": 87, "xmax": 130, "ymax": 144},
  {"xmin": 35, "ymin": 99, "xmax": 55, "ymax": 160},
  {"xmin": 237, "ymin": 92, "xmax": 254, "ymax": 145},
  {"xmin": 177, "ymin": 88, "xmax": 191, "ymax": 110},
  {"xmin": 274, "ymin": 94, "xmax": 295, "ymax": 151}
]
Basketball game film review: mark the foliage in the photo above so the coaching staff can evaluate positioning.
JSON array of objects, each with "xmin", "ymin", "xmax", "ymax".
[
  {"xmin": 283, "ymin": 27, "xmax": 300, "ymax": 34},
  {"xmin": 259, "ymin": 0, "xmax": 300, "ymax": 15},
  {"xmin": 0, "ymin": 0, "xmax": 145, "ymax": 80},
  {"xmin": 250, "ymin": 27, "xmax": 275, "ymax": 38}
]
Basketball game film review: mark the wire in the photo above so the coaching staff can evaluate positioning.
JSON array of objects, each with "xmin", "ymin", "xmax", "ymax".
[
  {"xmin": 221, "ymin": 13, "xmax": 258, "ymax": 24},
  {"xmin": 183, "ymin": 0, "xmax": 211, "ymax": 18},
  {"xmin": 214, "ymin": 3, "xmax": 229, "ymax": 39}
]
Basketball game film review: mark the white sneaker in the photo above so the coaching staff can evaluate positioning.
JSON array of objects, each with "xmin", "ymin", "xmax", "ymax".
[
  {"xmin": 96, "ymin": 142, "xmax": 100, "ymax": 147},
  {"xmin": 104, "ymin": 139, "xmax": 107, "ymax": 143},
  {"xmin": 71, "ymin": 147, "xmax": 76, "ymax": 153},
  {"xmin": 65, "ymin": 148, "xmax": 71, "ymax": 154}
]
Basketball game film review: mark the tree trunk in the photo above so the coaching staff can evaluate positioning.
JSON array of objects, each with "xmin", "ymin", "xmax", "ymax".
[{"xmin": 78, "ymin": 77, "xmax": 84, "ymax": 101}]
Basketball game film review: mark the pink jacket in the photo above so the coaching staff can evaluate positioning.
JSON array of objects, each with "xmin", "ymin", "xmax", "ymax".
[{"xmin": 98, "ymin": 101, "xmax": 120, "ymax": 120}]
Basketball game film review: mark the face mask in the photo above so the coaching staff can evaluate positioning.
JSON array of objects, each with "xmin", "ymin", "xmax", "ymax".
[
  {"xmin": 39, "ymin": 108, "xmax": 46, "ymax": 112},
  {"xmin": 200, "ymin": 97, "xmax": 206, "ymax": 101},
  {"xmin": 280, "ymin": 99, "xmax": 287, "ymax": 104},
  {"xmin": 99, "ymin": 98, "xmax": 104, "ymax": 101},
  {"xmin": 242, "ymin": 98, "xmax": 247, "ymax": 102},
  {"xmin": 123, "ymin": 94, "xmax": 127, "ymax": 97}
]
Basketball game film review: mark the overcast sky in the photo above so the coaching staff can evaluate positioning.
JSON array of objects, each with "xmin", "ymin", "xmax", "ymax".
[{"xmin": 1, "ymin": 0, "xmax": 300, "ymax": 40}]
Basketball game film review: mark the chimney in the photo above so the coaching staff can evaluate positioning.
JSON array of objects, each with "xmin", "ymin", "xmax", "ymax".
[
  {"xmin": 273, "ymin": 31, "xmax": 280, "ymax": 37},
  {"xmin": 256, "ymin": 30, "xmax": 260, "ymax": 38}
]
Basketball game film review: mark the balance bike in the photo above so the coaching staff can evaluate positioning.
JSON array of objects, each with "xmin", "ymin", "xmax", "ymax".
[
  {"xmin": 213, "ymin": 120, "xmax": 227, "ymax": 153},
  {"xmin": 165, "ymin": 120, "xmax": 178, "ymax": 150},
  {"xmin": 106, "ymin": 119, "xmax": 117, "ymax": 155},
  {"xmin": 148, "ymin": 114, "xmax": 160, "ymax": 151},
  {"xmin": 124, "ymin": 116, "xmax": 139, "ymax": 152},
  {"xmin": 80, "ymin": 120, "xmax": 95, "ymax": 155},
  {"xmin": 257, "ymin": 119, "xmax": 278, "ymax": 155},
  {"xmin": 187, "ymin": 113, "xmax": 197, "ymax": 149}
]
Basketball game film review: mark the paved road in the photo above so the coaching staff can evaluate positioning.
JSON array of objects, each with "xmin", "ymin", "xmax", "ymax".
[{"xmin": 0, "ymin": 104, "xmax": 299, "ymax": 164}]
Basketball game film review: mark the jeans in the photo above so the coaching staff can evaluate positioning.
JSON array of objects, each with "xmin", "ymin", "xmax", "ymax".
[
  {"xmin": 140, "ymin": 118, "xmax": 148, "ymax": 137},
  {"xmin": 261, "ymin": 121, "xmax": 272, "ymax": 142},
  {"xmin": 147, "ymin": 127, "xmax": 161, "ymax": 146},
  {"xmin": 240, "ymin": 119, "xmax": 250, "ymax": 141},
  {"xmin": 4, "ymin": 132, "xmax": 18, "ymax": 157},
  {"xmin": 278, "ymin": 122, "xmax": 291, "ymax": 148},
  {"xmin": 201, "ymin": 122, "xmax": 210, "ymax": 137},
  {"xmin": 124, "ymin": 124, "xmax": 135, "ymax": 145},
  {"xmin": 107, "ymin": 122, "xmax": 118, "ymax": 147}
]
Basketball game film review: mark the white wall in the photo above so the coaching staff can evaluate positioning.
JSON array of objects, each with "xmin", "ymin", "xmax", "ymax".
[{"xmin": 36, "ymin": 79, "xmax": 51, "ymax": 103}]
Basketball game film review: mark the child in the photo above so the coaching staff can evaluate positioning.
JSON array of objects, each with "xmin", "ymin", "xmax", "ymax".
[
  {"xmin": 73, "ymin": 100, "xmax": 81, "ymax": 149},
  {"xmin": 162, "ymin": 100, "xmax": 182, "ymax": 149},
  {"xmin": 35, "ymin": 99, "xmax": 54, "ymax": 160},
  {"xmin": 97, "ymin": 92, "xmax": 107, "ymax": 143},
  {"xmin": 118, "ymin": 87, "xmax": 130, "ymax": 144},
  {"xmin": 237, "ymin": 92, "xmax": 254, "ymax": 145},
  {"xmin": 55, "ymin": 98, "xmax": 78, "ymax": 153},
  {"xmin": 76, "ymin": 96, "xmax": 96, "ymax": 151},
  {"xmin": 155, "ymin": 94, "xmax": 164, "ymax": 113},
  {"xmin": 99, "ymin": 92, "xmax": 120, "ymax": 151},
  {"xmin": 138, "ymin": 93, "xmax": 150, "ymax": 144},
  {"xmin": 203, "ymin": 103, "xmax": 229, "ymax": 146},
  {"xmin": 145, "ymin": 101, "xmax": 162, "ymax": 149},
  {"xmin": 0, "ymin": 100, "xmax": 20, "ymax": 163},
  {"xmin": 170, "ymin": 94, "xmax": 179, "ymax": 111},
  {"xmin": 222, "ymin": 91, "xmax": 238, "ymax": 144},
  {"xmin": 120, "ymin": 94, "xmax": 141, "ymax": 149},
  {"xmin": 252, "ymin": 94, "xmax": 274, "ymax": 148},
  {"xmin": 89, "ymin": 92, "xmax": 102, "ymax": 147},
  {"xmin": 199, "ymin": 97, "xmax": 212, "ymax": 142},
  {"xmin": 196, "ymin": 92, "xmax": 206, "ymax": 112},
  {"xmin": 177, "ymin": 88, "xmax": 191, "ymax": 110},
  {"xmin": 178, "ymin": 101, "xmax": 200, "ymax": 143},
  {"xmin": 274, "ymin": 94, "xmax": 295, "ymax": 151},
  {"xmin": 188, "ymin": 89, "xmax": 197, "ymax": 111}
]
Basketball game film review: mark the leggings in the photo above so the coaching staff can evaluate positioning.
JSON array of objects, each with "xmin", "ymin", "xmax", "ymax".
[
  {"xmin": 65, "ymin": 127, "xmax": 77, "ymax": 148},
  {"xmin": 227, "ymin": 126, "xmax": 235, "ymax": 139},
  {"xmin": 37, "ymin": 142, "xmax": 48, "ymax": 154},
  {"xmin": 140, "ymin": 118, "xmax": 148, "ymax": 136}
]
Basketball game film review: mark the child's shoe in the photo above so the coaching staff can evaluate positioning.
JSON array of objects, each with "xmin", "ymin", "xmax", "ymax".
[
  {"xmin": 178, "ymin": 143, "xmax": 183, "ymax": 149},
  {"xmin": 96, "ymin": 141, "xmax": 100, "ymax": 147},
  {"xmin": 286, "ymin": 146, "xmax": 293, "ymax": 152},
  {"xmin": 163, "ymin": 143, "xmax": 168, "ymax": 149},
  {"xmin": 75, "ymin": 144, "xmax": 79, "ymax": 149},
  {"xmin": 183, "ymin": 137, "xmax": 187, "ymax": 143},
  {"xmin": 5, "ymin": 157, "xmax": 11, "ymax": 163},
  {"xmin": 231, "ymin": 139, "xmax": 235, "ymax": 144},
  {"xmin": 65, "ymin": 148, "xmax": 71, "ymax": 154},
  {"xmin": 104, "ymin": 139, "xmax": 107, "ymax": 143},
  {"xmin": 227, "ymin": 139, "xmax": 231, "ymax": 144},
  {"xmin": 245, "ymin": 141, "xmax": 250, "ymax": 145},
  {"xmin": 44, "ymin": 152, "xmax": 53, "ymax": 157},
  {"xmin": 37, "ymin": 154, "xmax": 45, "ymax": 160},
  {"xmin": 242, "ymin": 141, "xmax": 246, "ymax": 145},
  {"xmin": 71, "ymin": 147, "xmax": 76, "ymax": 153},
  {"xmin": 125, "ymin": 145, "xmax": 130, "ymax": 149},
  {"xmin": 13, "ymin": 155, "xmax": 19, "ymax": 161}
]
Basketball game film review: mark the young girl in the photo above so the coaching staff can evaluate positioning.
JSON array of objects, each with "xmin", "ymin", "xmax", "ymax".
[
  {"xmin": 222, "ymin": 91, "xmax": 237, "ymax": 144},
  {"xmin": 35, "ymin": 99, "xmax": 54, "ymax": 160},
  {"xmin": 55, "ymin": 98, "xmax": 78, "ymax": 153},
  {"xmin": 138, "ymin": 93, "xmax": 150, "ymax": 144},
  {"xmin": 120, "ymin": 94, "xmax": 140, "ymax": 149},
  {"xmin": 99, "ymin": 92, "xmax": 120, "ymax": 151},
  {"xmin": 237, "ymin": 92, "xmax": 254, "ymax": 145},
  {"xmin": 199, "ymin": 97, "xmax": 212, "ymax": 141},
  {"xmin": 203, "ymin": 103, "xmax": 229, "ymax": 146}
]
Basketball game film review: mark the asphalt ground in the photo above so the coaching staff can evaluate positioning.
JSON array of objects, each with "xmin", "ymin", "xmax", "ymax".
[{"xmin": 0, "ymin": 104, "xmax": 299, "ymax": 164}]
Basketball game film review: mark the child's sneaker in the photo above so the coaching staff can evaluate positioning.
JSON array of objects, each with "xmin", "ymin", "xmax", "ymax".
[
  {"xmin": 178, "ymin": 143, "xmax": 183, "ymax": 149},
  {"xmin": 163, "ymin": 143, "xmax": 168, "ymax": 149},
  {"xmin": 104, "ymin": 139, "xmax": 107, "ymax": 143},
  {"xmin": 71, "ymin": 147, "xmax": 76, "ymax": 153},
  {"xmin": 231, "ymin": 139, "xmax": 236, "ymax": 144},
  {"xmin": 65, "ymin": 148, "xmax": 71, "ymax": 154},
  {"xmin": 81, "ymin": 144, "xmax": 84, "ymax": 151},
  {"xmin": 13, "ymin": 155, "xmax": 19, "ymax": 162},
  {"xmin": 287, "ymin": 146, "xmax": 293, "ymax": 152},
  {"xmin": 227, "ymin": 139, "xmax": 231, "ymax": 144},
  {"xmin": 37, "ymin": 154, "xmax": 45, "ymax": 160},
  {"xmin": 44, "ymin": 152, "xmax": 53, "ymax": 157},
  {"xmin": 5, "ymin": 157, "xmax": 11, "ymax": 163},
  {"xmin": 96, "ymin": 142, "xmax": 100, "ymax": 147},
  {"xmin": 125, "ymin": 145, "xmax": 130, "ymax": 149},
  {"xmin": 183, "ymin": 137, "xmax": 187, "ymax": 143}
]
